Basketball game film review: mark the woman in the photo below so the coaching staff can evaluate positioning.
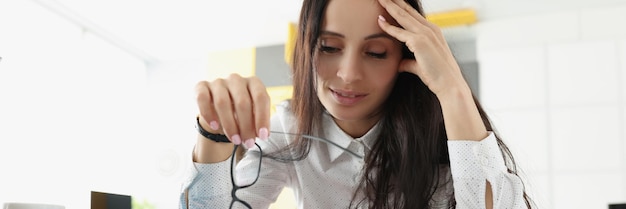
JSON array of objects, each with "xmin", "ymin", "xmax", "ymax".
[{"xmin": 181, "ymin": 0, "xmax": 533, "ymax": 208}]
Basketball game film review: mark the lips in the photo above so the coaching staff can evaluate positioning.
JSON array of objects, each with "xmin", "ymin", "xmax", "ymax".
[{"xmin": 330, "ymin": 88, "xmax": 367, "ymax": 105}]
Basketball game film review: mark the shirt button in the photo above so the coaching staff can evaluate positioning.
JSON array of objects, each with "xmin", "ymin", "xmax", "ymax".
[
  {"xmin": 480, "ymin": 156, "xmax": 489, "ymax": 166},
  {"xmin": 352, "ymin": 172, "xmax": 359, "ymax": 184}
]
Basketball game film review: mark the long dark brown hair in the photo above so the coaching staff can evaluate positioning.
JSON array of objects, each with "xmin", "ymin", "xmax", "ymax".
[{"xmin": 273, "ymin": 0, "xmax": 535, "ymax": 208}]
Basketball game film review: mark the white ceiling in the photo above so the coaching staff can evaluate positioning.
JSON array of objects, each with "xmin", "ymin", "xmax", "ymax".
[{"xmin": 38, "ymin": 0, "xmax": 478, "ymax": 62}]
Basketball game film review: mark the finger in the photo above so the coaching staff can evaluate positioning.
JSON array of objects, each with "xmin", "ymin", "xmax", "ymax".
[
  {"xmin": 195, "ymin": 81, "xmax": 220, "ymax": 132},
  {"xmin": 247, "ymin": 77, "xmax": 271, "ymax": 141},
  {"xmin": 380, "ymin": 0, "xmax": 445, "ymax": 42},
  {"xmin": 390, "ymin": 0, "xmax": 424, "ymax": 22},
  {"xmin": 386, "ymin": 0, "xmax": 445, "ymax": 43},
  {"xmin": 388, "ymin": 0, "xmax": 439, "ymax": 32},
  {"xmin": 377, "ymin": 15, "xmax": 413, "ymax": 43},
  {"xmin": 377, "ymin": 0, "xmax": 424, "ymax": 33},
  {"xmin": 210, "ymin": 78, "xmax": 242, "ymax": 145},
  {"xmin": 227, "ymin": 74, "xmax": 256, "ymax": 148},
  {"xmin": 379, "ymin": 15, "xmax": 439, "ymax": 54}
]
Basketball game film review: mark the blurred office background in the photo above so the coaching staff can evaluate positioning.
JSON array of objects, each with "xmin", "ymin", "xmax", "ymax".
[{"xmin": 1, "ymin": 0, "xmax": 625, "ymax": 208}]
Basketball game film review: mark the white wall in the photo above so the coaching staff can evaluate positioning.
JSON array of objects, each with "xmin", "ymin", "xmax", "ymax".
[
  {"xmin": 141, "ymin": 59, "xmax": 210, "ymax": 209},
  {"xmin": 0, "ymin": 1, "xmax": 255, "ymax": 208},
  {"xmin": 477, "ymin": 3, "xmax": 626, "ymax": 209},
  {"xmin": 0, "ymin": 0, "xmax": 154, "ymax": 208}
]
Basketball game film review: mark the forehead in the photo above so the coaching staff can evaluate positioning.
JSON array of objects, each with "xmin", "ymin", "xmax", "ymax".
[
  {"xmin": 326, "ymin": 0, "xmax": 384, "ymax": 13},
  {"xmin": 322, "ymin": 0, "xmax": 388, "ymax": 33}
]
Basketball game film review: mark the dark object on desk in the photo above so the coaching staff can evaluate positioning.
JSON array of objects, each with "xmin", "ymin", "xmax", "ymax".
[
  {"xmin": 91, "ymin": 191, "xmax": 131, "ymax": 209},
  {"xmin": 610, "ymin": 203, "xmax": 626, "ymax": 209}
]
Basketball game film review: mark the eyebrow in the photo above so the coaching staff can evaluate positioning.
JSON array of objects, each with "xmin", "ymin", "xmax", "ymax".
[{"xmin": 321, "ymin": 30, "xmax": 396, "ymax": 41}]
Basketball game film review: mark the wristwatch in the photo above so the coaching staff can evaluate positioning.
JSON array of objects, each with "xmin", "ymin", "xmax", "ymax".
[{"xmin": 195, "ymin": 117, "xmax": 230, "ymax": 143}]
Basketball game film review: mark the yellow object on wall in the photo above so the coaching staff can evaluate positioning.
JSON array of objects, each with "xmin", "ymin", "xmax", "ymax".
[
  {"xmin": 267, "ymin": 85, "xmax": 294, "ymax": 115},
  {"xmin": 425, "ymin": 8, "xmax": 477, "ymax": 28},
  {"xmin": 206, "ymin": 47, "xmax": 256, "ymax": 80}
]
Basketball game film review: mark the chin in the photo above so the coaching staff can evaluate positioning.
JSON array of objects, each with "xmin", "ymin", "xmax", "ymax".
[
  {"xmin": 326, "ymin": 107, "xmax": 358, "ymax": 121},
  {"xmin": 324, "ymin": 102, "xmax": 375, "ymax": 122}
]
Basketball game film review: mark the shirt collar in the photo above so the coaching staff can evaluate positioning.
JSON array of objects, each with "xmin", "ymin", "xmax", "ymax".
[{"xmin": 322, "ymin": 112, "xmax": 381, "ymax": 162}]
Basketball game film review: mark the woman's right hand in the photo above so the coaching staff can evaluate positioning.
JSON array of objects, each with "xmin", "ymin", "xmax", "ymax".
[{"xmin": 193, "ymin": 74, "xmax": 271, "ymax": 162}]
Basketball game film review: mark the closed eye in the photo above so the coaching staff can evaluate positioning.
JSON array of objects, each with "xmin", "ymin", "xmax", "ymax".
[
  {"xmin": 366, "ymin": 52, "xmax": 387, "ymax": 59},
  {"xmin": 320, "ymin": 45, "xmax": 340, "ymax": 53}
]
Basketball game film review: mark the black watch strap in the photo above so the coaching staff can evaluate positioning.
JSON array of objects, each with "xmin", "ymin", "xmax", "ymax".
[{"xmin": 196, "ymin": 117, "xmax": 230, "ymax": 143}]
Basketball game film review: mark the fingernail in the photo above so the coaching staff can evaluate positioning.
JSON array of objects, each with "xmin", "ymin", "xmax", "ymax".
[
  {"xmin": 231, "ymin": 135, "xmax": 242, "ymax": 145},
  {"xmin": 209, "ymin": 121, "xmax": 219, "ymax": 130},
  {"xmin": 259, "ymin": 128, "xmax": 269, "ymax": 140},
  {"xmin": 378, "ymin": 15, "xmax": 386, "ymax": 22},
  {"xmin": 244, "ymin": 139, "xmax": 255, "ymax": 149}
]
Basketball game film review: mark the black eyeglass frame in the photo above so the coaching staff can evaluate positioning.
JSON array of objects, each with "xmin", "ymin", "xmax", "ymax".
[
  {"xmin": 229, "ymin": 143, "xmax": 262, "ymax": 209},
  {"xmin": 228, "ymin": 131, "xmax": 364, "ymax": 208}
]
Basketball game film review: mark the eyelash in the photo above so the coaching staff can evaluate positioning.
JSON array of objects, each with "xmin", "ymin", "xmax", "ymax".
[
  {"xmin": 319, "ymin": 45, "xmax": 387, "ymax": 59},
  {"xmin": 366, "ymin": 52, "xmax": 387, "ymax": 59},
  {"xmin": 319, "ymin": 45, "xmax": 339, "ymax": 53}
]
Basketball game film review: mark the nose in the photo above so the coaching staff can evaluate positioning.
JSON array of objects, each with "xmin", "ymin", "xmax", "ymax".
[{"xmin": 336, "ymin": 50, "xmax": 363, "ymax": 83}]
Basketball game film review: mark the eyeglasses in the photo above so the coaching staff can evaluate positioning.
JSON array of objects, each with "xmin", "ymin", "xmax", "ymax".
[{"xmin": 228, "ymin": 131, "xmax": 364, "ymax": 208}]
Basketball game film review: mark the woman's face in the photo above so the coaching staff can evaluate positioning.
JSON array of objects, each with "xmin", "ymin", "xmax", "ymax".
[{"xmin": 316, "ymin": 0, "xmax": 403, "ymax": 133}]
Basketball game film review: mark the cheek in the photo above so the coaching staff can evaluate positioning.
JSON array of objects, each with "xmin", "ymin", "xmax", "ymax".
[
  {"xmin": 369, "ymin": 62, "xmax": 400, "ymax": 91},
  {"xmin": 370, "ymin": 61, "xmax": 399, "ymax": 79},
  {"xmin": 315, "ymin": 56, "xmax": 338, "ymax": 79}
]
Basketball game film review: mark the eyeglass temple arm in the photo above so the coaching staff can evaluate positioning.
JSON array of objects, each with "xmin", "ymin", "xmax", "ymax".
[{"xmin": 269, "ymin": 131, "xmax": 363, "ymax": 159}]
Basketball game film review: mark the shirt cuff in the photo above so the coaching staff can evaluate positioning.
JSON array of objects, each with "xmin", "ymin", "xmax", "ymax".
[
  {"xmin": 180, "ymin": 152, "xmax": 232, "ymax": 198},
  {"xmin": 447, "ymin": 132, "xmax": 508, "ymax": 180}
]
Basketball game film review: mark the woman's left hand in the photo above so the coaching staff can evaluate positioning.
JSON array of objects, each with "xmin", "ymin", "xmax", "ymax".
[
  {"xmin": 377, "ymin": 0, "xmax": 469, "ymax": 98},
  {"xmin": 377, "ymin": 0, "xmax": 489, "ymax": 142}
]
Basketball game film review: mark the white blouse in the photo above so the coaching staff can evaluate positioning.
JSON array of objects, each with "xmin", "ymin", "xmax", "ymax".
[{"xmin": 179, "ymin": 103, "xmax": 527, "ymax": 209}]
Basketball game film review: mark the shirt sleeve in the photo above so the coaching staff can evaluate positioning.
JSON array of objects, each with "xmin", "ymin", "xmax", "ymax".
[
  {"xmin": 179, "ymin": 111, "xmax": 295, "ymax": 209},
  {"xmin": 447, "ymin": 132, "xmax": 527, "ymax": 209},
  {"xmin": 178, "ymin": 157, "xmax": 231, "ymax": 209},
  {"xmin": 179, "ymin": 140, "xmax": 294, "ymax": 209}
]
